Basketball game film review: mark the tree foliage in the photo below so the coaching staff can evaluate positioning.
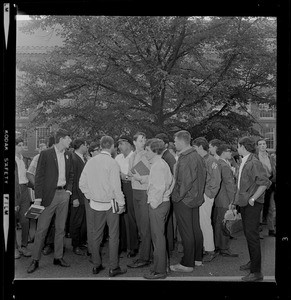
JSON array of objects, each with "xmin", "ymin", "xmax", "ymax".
[{"xmin": 17, "ymin": 16, "xmax": 276, "ymax": 141}]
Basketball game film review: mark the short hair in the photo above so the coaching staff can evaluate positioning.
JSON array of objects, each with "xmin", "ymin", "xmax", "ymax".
[
  {"xmin": 55, "ymin": 129, "xmax": 70, "ymax": 144},
  {"xmin": 15, "ymin": 137, "xmax": 24, "ymax": 145},
  {"xmin": 88, "ymin": 141, "xmax": 100, "ymax": 156},
  {"xmin": 155, "ymin": 133, "xmax": 169, "ymax": 145},
  {"xmin": 238, "ymin": 136, "xmax": 256, "ymax": 153},
  {"xmin": 216, "ymin": 144, "xmax": 232, "ymax": 156},
  {"xmin": 174, "ymin": 130, "xmax": 191, "ymax": 144},
  {"xmin": 192, "ymin": 137, "xmax": 209, "ymax": 151},
  {"xmin": 168, "ymin": 142, "xmax": 176, "ymax": 152},
  {"xmin": 100, "ymin": 135, "xmax": 114, "ymax": 150},
  {"xmin": 145, "ymin": 138, "xmax": 165, "ymax": 155},
  {"xmin": 256, "ymin": 138, "xmax": 267, "ymax": 145},
  {"xmin": 133, "ymin": 131, "xmax": 146, "ymax": 142},
  {"xmin": 48, "ymin": 135, "xmax": 55, "ymax": 148},
  {"xmin": 72, "ymin": 138, "xmax": 86, "ymax": 150},
  {"xmin": 209, "ymin": 139, "xmax": 223, "ymax": 148}
]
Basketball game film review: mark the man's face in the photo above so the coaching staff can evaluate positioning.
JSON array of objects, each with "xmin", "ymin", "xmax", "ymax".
[
  {"xmin": 80, "ymin": 143, "xmax": 88, "ymax": 154},
  {"xmin": 145, "ymin": 145, "xmax": 156, "ymax": 161},
  {"xmin": 209, "ymin": 144, "xmax": 217, "ymax": 155},
  {"xmin": 61, "ymin": 135, "xmax": 72, "ymax": 149},
  {"xmin": 174, "ymin": 137, "xmax": 184, "ymax": 152},
  {"xmin": 134, "ymin": 135, "xmax": 146, "ymax": 151},
  {"xmin": 223, "ymin": 149, "xmax": 232, "ymax": 160},
  {"xmin": 237, "ymin": 143, "xmax": 243, "ymax": 156},
  {"xmin": 257, "ymin": 140, "xmax": 267, "ymax": 152},
  {"xmin": 192, "ymin": 145, "xmax": 203, "ymax": 156},
  {"xmin": 15, "ymin": 141, "xmax": 24, "ymax": 155},
  {"xmin": 118, "ymin": 141, "xmax": 130, "ymax": 154}
]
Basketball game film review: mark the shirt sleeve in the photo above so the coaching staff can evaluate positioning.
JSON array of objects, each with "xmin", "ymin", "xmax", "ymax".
[
  {"xmin": 27, "ymin": 155, "xmax": 39, "ymax": 176},
  {"xmin": 110, "ymin": 161, "xmax": 125, "ymax": 206},
  {"xmin": 79, "ymin": 164, "xmax": 93, "ymax": 200},
  {"xmin": 147, "ymin": 165, "xmax": 166, "ymax": 209},
  {"xmin": 251, "ymin": 160, "xmax": 272, "ymax": 188}
]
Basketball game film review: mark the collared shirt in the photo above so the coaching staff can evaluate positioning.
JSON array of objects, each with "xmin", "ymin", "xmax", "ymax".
[
  {"xmin": 54, "ymin": 145, "xmax": 66, "ymax": 187},
  {"xmin": 258, "ymin": 151, "xmax": 272, "ymax": 177},
  {"xmin": 115, "ymin": 151, "xmax": 134, "ymax": 174},
  {"xmin": 79, "ymin": 151, "xmax": 125, "ymax": 211},
  {"xmin": 27, "ymin": 154, "xmax": 40, "ymax": 176},
  {"xmin": 75, "ymin": 151, "xmax": 85, "ymax": 163},
  {"xmin": 15, "ymin": 155, "xmax": 28, "ymax": 184},
  {"xmin": 237, "ymin": 153, "xmax": 250, "ymax": 189},
  {"xmin": 147, "ymin": 156, "xmax": 174, "ymax": 209}
]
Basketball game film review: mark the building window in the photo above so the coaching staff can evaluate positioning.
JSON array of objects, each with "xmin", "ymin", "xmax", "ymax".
[
  {"xmin": 16, "ymin": 127, "xmax": 28, "ymax": 149},
  {"xmin": 259, "ymin": 104, "xmax": 276, "ymax": 119},
  {"xmin": 260, "ymin": 126, "xmax": 275, "ymax": 149},
  {"xmin": 36, "ymin": 127, "xmax": 51, "ymax": 148}
]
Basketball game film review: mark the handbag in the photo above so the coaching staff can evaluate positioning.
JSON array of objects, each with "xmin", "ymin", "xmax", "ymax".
[{"xmin": 221, "ymin": 207, "xmax": 243, "ymax": 237}]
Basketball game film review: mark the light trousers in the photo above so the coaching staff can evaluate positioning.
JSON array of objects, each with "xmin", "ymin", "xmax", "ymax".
[{"xmin": 199, "ymin": 194, "xmax": 215, "ymax": 252}]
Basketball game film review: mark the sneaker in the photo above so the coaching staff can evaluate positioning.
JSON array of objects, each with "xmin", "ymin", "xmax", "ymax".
[
  {"xmin": 127, "ymin": 259, "xmax": 151, "ymax": 268},
  {"xmin": 170, "ymin": 263, "xmax": 193, "ymax": 272},
  {"xmin": 15, "ymin": 248, "xmax": 21, "ymax": 259},
  {"xmin": 144, "ymin": 271, "xmax": 167, "ymax": 279},
  {"xmin": 195, "ymin": 261, "xmax": 203, "ymax": 266},
  {"xmin": 19, "ymin": 246, "xmax": 32, "ymax": 257}
]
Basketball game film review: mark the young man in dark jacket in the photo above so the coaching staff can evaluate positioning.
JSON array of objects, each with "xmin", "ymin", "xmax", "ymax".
[
  {"xmin": 235, "ymin": 136, "xmax": 271, "ymax": 282},
  {"xmin": 170, "ymin": 130, "xmax": 207, "ymax": 272}
]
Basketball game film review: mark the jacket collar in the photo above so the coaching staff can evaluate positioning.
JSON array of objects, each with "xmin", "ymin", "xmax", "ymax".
[{"xmin": 179, "ymin": 147, "xmax": 196, "ymax": 157}]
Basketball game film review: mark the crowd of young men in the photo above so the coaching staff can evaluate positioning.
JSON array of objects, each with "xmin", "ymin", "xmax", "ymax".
[{"xmin": 15, "ymin": 128, "xmax": 274, "ymax": 281}]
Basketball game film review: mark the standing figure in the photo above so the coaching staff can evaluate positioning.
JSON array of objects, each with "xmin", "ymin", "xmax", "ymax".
[
  {"xmin": 235, "ymin": 136, "xmax": 271, "ymax": 282},
  {"xmin": 143, "ymin": 139, "xmax": 174, "ymax": 280},
  {"xmin": 79, "ymin": 136, "xmax": 127, "ymax": 277},
  {"xmin": 27, "ymin": 129, "xmax": 74, "ymax": 273},
  {"xmin": 192, "ymin": 137, "xmax": 221, "ymax": 263},
  {"xmin": 70, "ymin": 138, "xmax": 88, "ymax": 256},
  {"xmin": 170, "ymin": 130, "xmax": 207, "ymax": 272},
  {"xmin": 15, "ymin": 138, "xmax": 32, "ymax": 258},
  {"xmin": 214, "ymin": 144, "xmax": 238, "ymax": 257}
]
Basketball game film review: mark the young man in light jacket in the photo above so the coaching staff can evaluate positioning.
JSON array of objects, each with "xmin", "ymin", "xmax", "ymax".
[
  {"xmin": 143, "ymin": 138, "xmax": 174, "ymax": 279},
  {"xmin": 79, "ymin": 136, "xmax": 126, "ymax": 277}
]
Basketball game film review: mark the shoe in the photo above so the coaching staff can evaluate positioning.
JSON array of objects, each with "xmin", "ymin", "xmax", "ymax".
[
  {"xmin": 18, "ymin": 246, "xmax": 32, "ymax": 257},
  {"xmin": 195, "ymin": 261, "xmax": 203, "ymax": 266},
  {"xmin": 203, "ymin": 251, "xmax": 219, "ymax": 263},
  {"xmin": 73, "ymin": 247, "xmax": 85, "ymax": 256},
  {"xmin": 109, "ymin": 267, "xmax": 127, "ymax": 277},
  {"xmin": 269, "ymin": 230, "xmax": 276, "ymax": 237},
  {"xmin": 144, "ymin": 271, "xmax": 167, "ymax": 280},
  {"xmin": 170, "ymin": 263, "xmax": 193, "ymax": 272},
  {"xmin": 15, "ymin": 248, "xmax": 21, "ymax": 259},
  {"xmin": 220, "ymin": 250, "xmax": 239, "ymax": 257},
  {"xmin": 42, "ymin": 245, "xmax": 54, "ymax": 255},
  {"xmin": 127, "ymin": 259, "xmax": 151, "ymax": 268},
  {"xmin": 240, "ymin": 261, "xmax": 251, "ymax": 271},
  {"xmin": 242, "ymin": 272, "xmax": 264, "ymax": 282},
  {"xmin": 92, "ymin": 265, "xmax": 105, "ymax": 274},
  {"xmin": 127, "ymin": 249, "xmax": 138, "ymax": 258},
  {"xmin": 27, "ymin": 260, "xmax": 39, "ymax": 273},
  {"xmin": 53, "ymin": 258, "xmax": 70, "ymax": 267}
]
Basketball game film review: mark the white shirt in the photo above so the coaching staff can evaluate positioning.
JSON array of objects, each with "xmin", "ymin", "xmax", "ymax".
[
  {"xmin": 54, "ymin": 145, "xmax": 66, "ymax": 187},
  {"xmin": 237, "ymin": 154, "xmax": 250, "ymax": 189},
  {"xmin": 147, "ymin": 156, "xmax": 174, "ymax": 209},
  {"xmin": 115, "ymin": 151, "xmax": 133, "ymax": 174},
  {"xmin": 79, "ymin": 151, "xmax": 125, "ymax": 211},
  {"xmin": 15, "ymin": 155, "xmax": 28, "ymax": 184}
]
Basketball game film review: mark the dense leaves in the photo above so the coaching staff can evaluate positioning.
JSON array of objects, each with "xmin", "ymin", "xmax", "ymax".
[{"xmin": 17, "ymin": 16, "xmax": 276, "ymax": 141}]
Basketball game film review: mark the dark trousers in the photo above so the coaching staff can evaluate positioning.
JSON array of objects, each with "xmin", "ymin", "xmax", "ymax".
[
  {"xmin": 70, "ymin": 204, "xmax": 87, "ymax": 248},
  {"xmin": 165, "ymin": 201, "xmax": 175, "ymax": 252},
  {"xmin": 213, "ymin": 207, "xmax": 230, "ymax": 251},
  {"xmin": 240, "ymin": 202, "xmax": 263, "ymax": 274},
  {"xmin": 91, "ymin": 208, "xmax": 120, "ymax": 269},
  {"xmin": 84, "ymin": 198, "xmax": 94, "ymax": 254},
  {"xmin": 173, "ymin": 200, "xmax": 203, "ymax": 267},
  {"xmin": 44, "ymin": 214, "xmax": 55, "ymax": 247},
  {"xmin": 132, "ymin": 189, "xmax": 152, "ymax": 261},
  {"xmin": 122, "ymin": 182, "xmax": 139, "ymax": 251},
  {"xmin": 18, "ymin": 184, "xmax": 31, "ymax": 247},
  {"xmin": 149, "ymin": 201, "xmax": 170, "ymax": 273},
  {"xmin": 263, "ymin": 183, "xmax": 275, "ymax": 221},
  {"xmin": 32, "ymin": 190, "xmax": 70, "ymax": 260}
]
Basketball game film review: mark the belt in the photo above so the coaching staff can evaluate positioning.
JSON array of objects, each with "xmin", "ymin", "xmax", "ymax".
[
  {"xmin": 56, "ymin": 186, "xmax": 66, "ymax": 190},
  {"xmin": 121, "ymin": 180, "xmax": 131, "ymax": 184}
]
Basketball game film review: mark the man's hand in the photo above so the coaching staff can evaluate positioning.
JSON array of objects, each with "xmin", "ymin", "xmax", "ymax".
[
  {"xmin": 117, "ymin": 205, "xmax": 125, "ymax": 214},
  {"xmin": 132, "ymin": 170, "xmax": 142, "ymax": 182},
  {"xmin": 34, "ymin": 199, "xmax": 42, "ymax": 206},
  {"xmin": 73, "ymin": 199, "xmax": 80, "ymax": 207},
  {"xmin": 248, "ymin": 198, "xmax": 255, "ymax": 206}
]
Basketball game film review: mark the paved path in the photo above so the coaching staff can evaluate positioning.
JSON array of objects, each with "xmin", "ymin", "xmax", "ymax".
[{"xmin": 15, "ymin": 224, "xmax": 275, "ymax": 281}]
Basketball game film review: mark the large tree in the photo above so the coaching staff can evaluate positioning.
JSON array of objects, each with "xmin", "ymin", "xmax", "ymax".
[{"xmin": 17, "ymin": 16, "xmax": 276, "ymax": 140}]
